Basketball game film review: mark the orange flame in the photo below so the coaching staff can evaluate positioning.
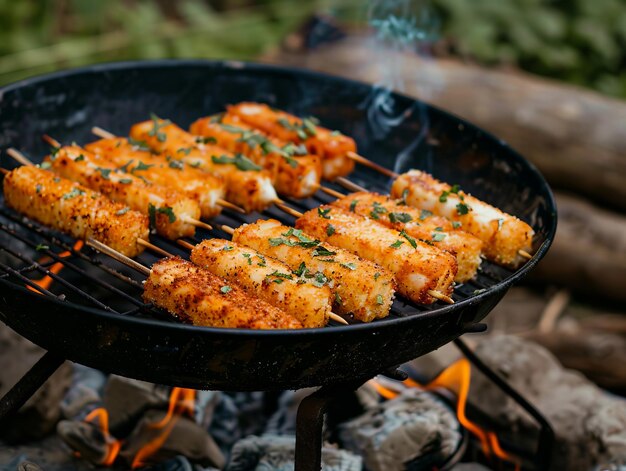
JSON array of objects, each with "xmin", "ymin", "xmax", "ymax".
[
  {"xmin": 27, "ymin": 240, "xmax": 84, "ymax": 293},
  {"xmin": 374, "ymin": 359, "xmax": 520, "ymax": 470},
  {"xmin": 131, "ymin": 388, "xmax": 196, "ymax": 469},
  {"xmin": 84, "ymin": 407, "xmax": 122, "ymax": 466}
]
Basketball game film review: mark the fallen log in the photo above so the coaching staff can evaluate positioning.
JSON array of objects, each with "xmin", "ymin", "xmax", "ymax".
[
  {"xmin": 265, "ymin": 35, "xmax": 626, "ymax": 211},
  {"xmin": 530, "ymin": 192, "xmax": 626, "ymax": 303}
]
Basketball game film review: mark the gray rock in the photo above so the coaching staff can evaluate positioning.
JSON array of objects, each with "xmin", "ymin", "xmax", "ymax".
[
  {"xmin": 338, "ymin": 388, "xmax": 461, "ymax": 471},
  {"xmin": 226, "ymin": 434, "xmax": 361, "ymax": 471}
]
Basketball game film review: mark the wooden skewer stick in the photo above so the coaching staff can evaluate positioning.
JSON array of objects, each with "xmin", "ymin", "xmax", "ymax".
[
  {"xmin": 274, "ymin": 200, "xmax": 303, "ymax": 219},
  {"xmin": 518, "ymin": 249, "xmax": 533, "ymax": 260},
  {"xmin": 90, "ymin": 126, "xmax": 246, "ymax": 215},
  {"xmin": 316, "ymin": 185, "xmax": 345, "ymax": 199},
  {"xmin": 6, "ymin": 148, "xmax": 35, "ymax": 167},
  {"xmin": 0, "ymin": 168, "xmax": 9, "ymax": 176},
  {"xmin": 346, "ymin": 151, "xmax": 398, "ymax": 178},
  {"xmin": 86, "ymin": 238, "xmax": 151, "ymax": 276},
  {"xmin": 137, "ymin": 238, "xmax": 174, "ymax": 258},
  {"xmin": 335, "ymin": 177, "xmax": 366, "ymax": 193},
  {"xmin": 91, "ymin": 126, "xmax": 115, "ymax": 139}
]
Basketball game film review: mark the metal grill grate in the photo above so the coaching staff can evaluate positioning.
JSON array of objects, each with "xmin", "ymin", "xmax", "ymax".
[{"xmin": 0, "ymin": 163, "xmax": 516, "ymax": 327}]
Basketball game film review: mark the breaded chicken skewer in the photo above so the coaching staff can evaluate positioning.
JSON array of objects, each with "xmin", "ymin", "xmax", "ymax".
[
  {"xmin": 84, "ymin": 238, "xmax": 303, "ymax": 330},
  {"xmin": 40, "ymin": 143, "xmax": 204, "ymax": 240},
  {"xmin": 89, "ymin": 127, "xmax": 245, "ymax": 215},
  {"xmin": 227, "ymin": 102, "xmax": 356, "ymax": 180},
  {"xmin": 84, "ymin": 135, "xmax": 225, "ymax": 219},
  {"xmin": 228, "ymin": 219, "xmax": 396, "ymax": 322},
  {"xmin": 391, "ymin": 170, "xmax": 534, "ymax": 268},
  {"xmin": 331, "ymin": 192, "xmax": 483, "ymax": 282},
  {"xmin": 296, "ymin": 206, "xmax": 457, "ymax": 305},
  {"xmin": 181, "ymin": 238, "xmax": 334, "ymax": 328},
  {"xmin": 129, "ymin": 116, "xmax": 278, "ymax": 213},
  {"xmin": 190, "ymin": 114, "xmax": 322, "ymax": 198},
  {"xmin": 2, "ymin": 165, "xmax": 149, "ymax": 258}
]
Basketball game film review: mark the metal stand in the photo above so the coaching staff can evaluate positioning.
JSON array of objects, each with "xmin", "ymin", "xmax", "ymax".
[
  {"xmin": 454, "ymin": 338, "xmax": 555, "ymax": 471},
  {"xmin": 0, "ymin": 351, "xmax": 65, "ymax": 421}
]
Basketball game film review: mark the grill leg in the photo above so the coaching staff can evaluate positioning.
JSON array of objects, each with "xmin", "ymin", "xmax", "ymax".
[
  {"xmin": 295, "ymin": 380, "xmax": 367, "ymax": 471},
  {"xmin": 0, "ymin": 351, "xmax": 65, "ymax": 421}
]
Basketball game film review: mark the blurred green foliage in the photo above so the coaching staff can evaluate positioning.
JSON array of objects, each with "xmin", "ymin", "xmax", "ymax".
[
  {"xmin": 432, "ymin": 0, "xmax": 626, "ymax": 97},
  {"xmin": 0, "ymin": 0, "xmax": 320, "ymax": 86},
  {"xmin": 1, "ymin": 0, "xmax": 625, "ymax": 98}
]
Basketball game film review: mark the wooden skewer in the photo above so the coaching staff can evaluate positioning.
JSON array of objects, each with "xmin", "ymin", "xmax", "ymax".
[
  {"xmin": 274, "ymin": 200, "xmax": 304, "ymax": 218},
  {"xmin": 175, "ymin": 239, "xmax": 348, "ymax": 325},
  {"xmin": 344, "ymin": 153, "xmax": 534, "ymax": 261},
  {"xmin": 346, "ymin": 151, "xmax": 398, "ymax": 178},
  {"xmin": 137, "ymin": 238, "xmax": 174, "ymax": 258},
  {"xmin": 36, "ymin": 138, "xmax": 216, "ymax": 233},
  {"xmin": 0, "ymin": 168, "xmax": 9, "ymax": 176},
  {"xmin": 336, "ymin": 177, "xmax": 366, "ymax": 193},
  {"xmin": 86, "ymin": 238, "xmax": 151, "ymax": 276},
  {"xmin": 5, "ymin": 149, "xmax": 198, "ymax": 253},
  {"xmin": 233, "ymin": 203, "xmax": 455, "ymax": 305},
  {"xmin": 90, "ymin": 126, "xmax": 246, "ymax": 215},
  {"xmin": 219, "ymin": 224, "xmax": 235, "ymax": 236},
  {"xmin": 6, "ymin": 148, "xmax": 35, "ymax": 166},
  {"xmin": 316, "ymin": 185, "xmax": 345, "ymax": 199}
]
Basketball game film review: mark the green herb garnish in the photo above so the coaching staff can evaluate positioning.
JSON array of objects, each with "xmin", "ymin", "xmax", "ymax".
[
  {"xmin": 370, "ymin": 202, "xmax": 388, "ymax": 220},
  {"xmin": 35, "ymin": 244, "xmax": 49, "ymax": 251},
  {"xmin": 133, "ymin": 161, "xmax": 154, "ymax": 172},
  {"xmin": 399, "ymin": 229, "xmax": 417, "ymax": 248},
  {"xmin": 318, "ymin": 207, "xmax": 331, "ymax": 219},
  {"xmin": 326, "ymin": 224, "xmax": 335, "ymax": 236},
  {"xmin": 390, "ymin": 240, "xmax": 404, "ymax": 248},
  {"xmin": 389, "ymin": 212, "xmax": 412, "ymax": 223},
  {"xmin": 168, "ymin": 159, "xmax": 185, "ymax": 170},
  {"xmin": 349, "ymin": 200, "xmax": 358, "ymax": 212},
  {"xmin": 419, "ymin": 209, "xmax": 432, "ymax": 220},
  {"xmin": 211, "ymin": 154, "xmax": 262, "ymax": 171},
  {"xmin": 62, "ymin": 188, "xmax": 85, "ymax": 200},
  {"xmin": 116, "ymin": 207, "xmax": 130, "ymax": 216},
  {"xmin": 128, "ymin": 137, "xmax": 150, "ymax": 151},
  {"xmin": 195, "ymin": 136, "xmax": 217, "ymax": 145},
  {"xmin": 456, "ymin": 202, "xmax": 470, "ymax": 215},
  {"xmin": 312, "ymin": 246, "xmax": 336, "ymax": 257},
  {"xmin": 149, "ymin": 114, "xmax": 171, "ymax": 142},
  {"xmin": 432, "ymin": 232, "xmax": 446, "ymax": 242},
  {"xmin": 220, "ymin": 285, "xmax": 232, "ymax": 294}
]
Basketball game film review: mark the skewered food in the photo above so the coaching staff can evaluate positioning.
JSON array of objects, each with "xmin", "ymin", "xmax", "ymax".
[
  {"xmin": 232, "ymin": 219, "xmax": 395, "ymax": 322},
  {"xmin": 143, "ymin": 256, "xmax": 303, "ymax": 329},
  {"xmin": 130, "ymin": 116, "xmax": 277, "ymax": 212},
  {"xmin": 227, "ymin": 102, "xmax": 356, "ymax": 180},
  {"xmin": 295, "ymin": 206, "xmax": 457, "ymax": 304},
  {"xmin": 190, "ymin": 239, "xmax": 332, "ymax": 328},
  {"xmin": 3, "ymin": 165, "xmax": 149, "ymax": 257},
  {"xmin": 391, "ymin": 170, "xmax": 534, "ymax": 267},
  {"xmin": 190, "ymin": 114, "xmax": 322, "ymax": 198},
  {"xmin": 44, "ymin": 145, "xmax": 201, "ymax": 240},
  {"xmin": 331, "ymin": 192, "xmax": 483, "ymax": 282},
  {"xmin": 85, "ymin": 137, "xmax": 225, "ymax": 219}
]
